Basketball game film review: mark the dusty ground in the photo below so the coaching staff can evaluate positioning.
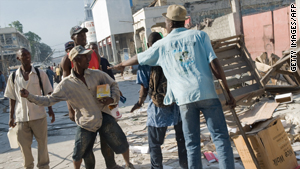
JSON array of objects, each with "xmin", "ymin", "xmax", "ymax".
[{"xmin": 0, "ymin": 74, "xmax": 300, "ymax": 169}]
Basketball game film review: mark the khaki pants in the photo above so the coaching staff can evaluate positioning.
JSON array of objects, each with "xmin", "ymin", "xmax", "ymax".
[{"xmin": 16, "ymin": 117, "xmax": 49, "ymax": 169}]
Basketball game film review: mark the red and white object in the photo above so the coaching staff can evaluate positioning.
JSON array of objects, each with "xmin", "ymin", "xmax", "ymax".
[
  {"xmin": 110, "ymin": 105, "xmax": 122, "ymax": 119},
  {"xmin": 204, "ymin": 151, "xmax": 218, "ymax": 163}
]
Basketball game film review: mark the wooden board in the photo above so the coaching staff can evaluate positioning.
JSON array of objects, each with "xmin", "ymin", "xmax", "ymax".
[
  {"xmin": 211, "ymin": 35, "xmax": 264, "ymax": 109},
  {"xmin": 216, "ymin": 49, "xmax": 241, "ymax": 60},
  {"xmin": 223, "ymin": 62, "xmax": 248, "ymax": 71},
  {"xmin": 219, "ymin": 56, "xmax": 245, "ymax": 66},
  {"xmin": 214, "ymin": 75, "xmax": 256, "ymax": 90},
  {"xmin": 214, "ymin": 45, "xmax": 238, "ymax": 53},
  {"xmin": 224, "ymin": 67, "xmax": 251, "ymax": 77},
  {"xmin": 218, "ymin": 83, "xmax": 261, "ymax": 105}
]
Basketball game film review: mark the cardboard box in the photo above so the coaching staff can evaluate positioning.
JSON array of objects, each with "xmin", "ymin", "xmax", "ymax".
[
  {"xmin": 275, "ymin": 93, "xmax": 293, "ymax": 104},
  {"xmin": 97, "ymin": 84, "xmax": 110, "ymax": 99},
  {"xmin": 232, "ymin": 118, "xmax": 297, "ymax": 169}
]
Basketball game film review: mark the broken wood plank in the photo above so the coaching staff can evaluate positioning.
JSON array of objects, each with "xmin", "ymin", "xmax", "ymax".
[
  {"xmin": 218, "ymin": 83, "xmax": 261, "ymax": 102},
  {"xmin": 213, "ymin": 40, "xmax": 240, "ymax": 49},
  {"xmin": 276, "ymin": 69, "xmax": 295, "ymax": 76},
  {"xmin": 223, "ymin": 62, "xmax": 248, "ymax": 71},
  {"xmin": 224, "ymin": 67, "xmax": 251, "ymax": 77},
  {"xmin": 216, "ymin": 49, "xmax": 241, "ymax": 60},
  {"xmin": 214, "ymin": 45, "xmax": 237, "ymax": 53},
  {"xmin": 282, "ymin": 74, "xmax": 297, "ymax": 86},
  {"xmin": 219, "ymin": 56, "xmax": 244, "ymax": 66},
  {"xmin": 211, "ymin": 35, "xmax": 242, "ymax": 44},
  {"xmin": 215, "ymin": 75, "xmax": 256, "ymax": 89},
  {"xmin": 240, "ymin": 47, "xmax": 263, "ymax": 84},
  {"xmin": 265, "ymin": 85, "xmax": 300, "ymax": 94}
]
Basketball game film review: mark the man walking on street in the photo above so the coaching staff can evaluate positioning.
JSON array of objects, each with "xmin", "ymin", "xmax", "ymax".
[
  {"xmin": 61, "ymin": 26, "xmax": 125, "ymax": 169},
  {"xmin": 46, "ymin": 66, "xmax": 55, "ymax": 88},
  {"xmin": 20, "ymin": 46, "xmax": 135, "ymax": 169},
  {"xmin": 132, "ymin": 32, "xmax": 188, "ymax": 169},
  {"xmin": 0, "ymin": 71, "xmax": 6, "ymax": 96},
  {"xmin": 5, "ymin": 48, "xmax": 55, "ymax": 169},
  {"xmin": 109, "ymin": 4, "xmax": 236, "ymax": 169},
  {"xmin": 55, "ymin": 64, "xmax": 61, "ymax": 83}
]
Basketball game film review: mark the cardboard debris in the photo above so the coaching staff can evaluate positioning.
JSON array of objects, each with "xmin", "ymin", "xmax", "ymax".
[
  {"xmin": 232, "ymin": 118, "xmax": 298, "ymax": 169},
  {"xmin": 239, "ymin": 101, "xmax": 279, "ymax": 125},
  {"xmin": 255, "ymin": 61, "xmax": 271, "ymax": 73},
  {"xmin": 275, "ymin": 93, "xmax": 293, "ymax": 103},
  {"xmin": 202, "ymin": 142, "xmax": 216, "ymax": 152},
  {"xmin": 129, "ymin": 146, "xmax": 149, "ymax": 154},
  {"xmin": 256, "ymin": 52, "xmax": 269, "ymax": 65}
]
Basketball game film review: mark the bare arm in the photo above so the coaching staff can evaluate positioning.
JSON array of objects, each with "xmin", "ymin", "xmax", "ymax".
[
  {"xmin": 47, "ymin": 92, "xmax": 55, "ymax": 123},
  {"xmin": 61, "ymin": 54, "xmax": 72, "ymax": 78},
  {"xmin": 9, "ymin": 99, "xmax": 16, "ymax": 127},
  {"xmin": 108, "ymin": 55, "xmax": 139, "ymax": 71},
  {"xmin": 210, "ymin": 58, "xmax": 236, "ymax": 108},
  {"xmin": 131, "ymin": 84, "xmax": 148, "ymax": 112}
]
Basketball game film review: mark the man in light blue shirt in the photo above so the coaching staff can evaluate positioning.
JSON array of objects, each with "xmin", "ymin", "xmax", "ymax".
[{"xmin": 109, "ymin": 5, "xmax": 236, "ymax": 169}]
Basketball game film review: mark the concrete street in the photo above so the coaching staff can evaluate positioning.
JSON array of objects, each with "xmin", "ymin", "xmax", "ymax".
[{"xmin": 0, "ymin": 74, "xmax": 246, "ymax": 169}]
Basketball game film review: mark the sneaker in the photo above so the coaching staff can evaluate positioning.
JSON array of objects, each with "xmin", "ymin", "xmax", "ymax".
[
  {"xmin": 107, "ymin": 165, "xmax": 124, "ymax": 169},
  {"xmin": 125, "ymin": 163, "xmax": 135, "ymax": 169}
]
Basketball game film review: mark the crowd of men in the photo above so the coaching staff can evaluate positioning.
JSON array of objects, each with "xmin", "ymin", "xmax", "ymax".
[{"xmin": 5, "ymin": 4, "xmax": 236, "ymax": 169}]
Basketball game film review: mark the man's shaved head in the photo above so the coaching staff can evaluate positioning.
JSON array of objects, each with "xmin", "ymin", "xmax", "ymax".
[
  {"xmin": 148, "ymin": 32, "xmax": 162, "ymax": 47},
  {"xmin": 17, "ymin": 48, "xmax": 29, "ymax": 57}
]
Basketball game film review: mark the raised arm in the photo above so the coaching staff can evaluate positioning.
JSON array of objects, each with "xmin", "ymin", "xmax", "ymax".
[
  {"xmin": 61, "ymin": 54, "xmax": 72, "ymax": 78},
  {"xmin": 20, "ymin": 85, "xmax": 67, "ymax": 107},
  {"xmin": 108, "ymin": 55, "xmax": 139, "ymax": 72}
]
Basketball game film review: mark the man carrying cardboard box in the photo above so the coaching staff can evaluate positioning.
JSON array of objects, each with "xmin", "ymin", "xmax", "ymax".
[{"xmin": 20, "ymin": 46, "xmax": 135, "ymax": 169}]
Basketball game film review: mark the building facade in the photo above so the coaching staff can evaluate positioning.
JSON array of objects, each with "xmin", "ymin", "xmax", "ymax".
[
  {"xmin": 91, "ymin": 0, "xmax": 135, "ymax": 64},
  {"xmin": 0, "ymin": 27, "xmax": 31, "ymax": 72},
  {"xmin": 132, "ymin": 0, "xmax": 298, "ymax": 59}
]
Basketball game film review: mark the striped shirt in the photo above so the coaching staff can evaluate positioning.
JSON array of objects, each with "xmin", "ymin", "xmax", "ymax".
[{"xmin": 27, "ymin": 68, "xmax": 120, "ymax": 132}]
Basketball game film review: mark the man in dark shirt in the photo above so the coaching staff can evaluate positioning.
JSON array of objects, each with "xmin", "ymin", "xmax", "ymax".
[{"xmin": 89, "ymin": 43, "xmax": 115, "ymax": 80}]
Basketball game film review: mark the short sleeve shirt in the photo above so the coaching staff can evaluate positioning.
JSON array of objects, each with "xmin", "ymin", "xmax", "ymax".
[
  {"xmin": 136, "ymin": 65, "xmax": 181, "ymax": 127},
  {"xmin": 137, "ymin": 28, "xmax": 218, "ymax": 106},
  {"xmin": 4, "ymin": 67, "xmax": 53, "ymax": 122}
]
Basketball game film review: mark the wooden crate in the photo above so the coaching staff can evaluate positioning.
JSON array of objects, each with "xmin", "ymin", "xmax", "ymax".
[{"xmin": 211, "ymin": 35, "xmax": 265, "ymax": 110}]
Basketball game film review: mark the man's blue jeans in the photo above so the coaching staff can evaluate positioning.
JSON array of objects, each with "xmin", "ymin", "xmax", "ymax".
[
  {"xmin": 179, "ymin": 98, "xmax": 234, "ymax": 169},
  {"xmin": 148, "ymin": 121, "xmax": 188, "ymax": 169}
]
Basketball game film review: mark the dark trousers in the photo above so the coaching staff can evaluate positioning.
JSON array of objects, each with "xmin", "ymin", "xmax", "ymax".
[
  {"xmin": 74, "ymin": 113, "xmax": 128, "ymax": 169},
  {"xmin": 83, "ymin": 138, "xmax": 116, "ymax": 169},
  {"xmin": 148, "ymin": 121, "xmax": 188, "ymax": 169}
]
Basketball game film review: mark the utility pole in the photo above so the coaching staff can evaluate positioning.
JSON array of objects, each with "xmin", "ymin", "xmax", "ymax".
[{"xmin": 0, "ymin": 44, "xmax": 6, "ymax": 74}]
